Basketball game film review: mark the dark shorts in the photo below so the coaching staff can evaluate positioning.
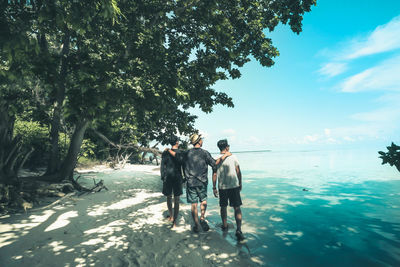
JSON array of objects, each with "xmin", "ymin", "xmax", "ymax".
[
  {"xmin": 219, "ymin": 187, "xmax": 242, "ymax": 207},
  {"xmin": 162, "ymin": 177, "xmax": 183, "ymax": 197},
  {"xmin": 186, "ymin": 184, "xmax": 207, "ymax": 203}
]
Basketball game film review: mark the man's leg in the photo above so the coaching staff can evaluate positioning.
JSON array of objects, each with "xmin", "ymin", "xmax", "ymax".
[
  {"xmin": 166, "ymin": 195, "xmax": 173, "ymax": 221},
  {"xmin": 219, "ymin": 189, "xmax": 229, "ymax": 230},
  {"xmin": 234, "ymin": 206, "xmax": 242, "ymax": 232},
  {"xmin": 220, "ymin": 206, "xmax": 228, "ymax": 229},
  {"xmin": 172, "ymin": 196, "xmax": 180, "ymax": 227},
  {"xmin": 191, "ymin": 203, "xmax": 200, "ymax": 231},
  {"xmin": 200, "ymin": 200, "xmax": 207, "ymax": 221}
]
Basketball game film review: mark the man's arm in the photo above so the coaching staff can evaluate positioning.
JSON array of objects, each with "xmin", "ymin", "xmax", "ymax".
[
  {"xmin": 212, "ymin": 172, "xmax": 218, "ymax": 197},
  {"xmin": 166, "ymin": 148, "xmax": 176, "ymax": 157},
  {"xmin": 160, "ymin": 153, "xmax": 166, "ymax": 180},
  {"xmin": 236, "ymin": 165, "xmax": 242, "ymax": 191},
  {"xmin": 215, "ymin": 152, "xmax": 232, "ymax": 165}
]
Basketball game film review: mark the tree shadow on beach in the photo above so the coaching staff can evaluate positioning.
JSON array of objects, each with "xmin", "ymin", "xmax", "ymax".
[{"xmin": 0, "ymin": 182, "xmax": 257, "ymax": 267}]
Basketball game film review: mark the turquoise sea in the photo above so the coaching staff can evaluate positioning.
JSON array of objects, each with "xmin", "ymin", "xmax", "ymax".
[{"xmin": 206, "ymin": 149, "xmax": 400, "ymax": 267}]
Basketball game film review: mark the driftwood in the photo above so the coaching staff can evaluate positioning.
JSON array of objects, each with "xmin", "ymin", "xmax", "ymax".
[
  {"xmin": 0, "ymin": 175, "xmax": 108, "ymax": 214},
  {"xmin": 91, "ymin": 129, "xmax": 161, "ymax": 167},
  {"xmin": 0, "ymin": 180, "xmax": 75, "ymax": 213},
  {"xmin": 75, "ymin": 176, "xmax": 108, "ymax": 196}
]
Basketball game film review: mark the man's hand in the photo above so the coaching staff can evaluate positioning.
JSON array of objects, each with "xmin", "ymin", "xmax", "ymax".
[
  {"xmin": 222, "ymin": 151, "xmax": 232, "ymax": 159},
  {"xmin": 213, "ymin": 188, "xmax": 218, "ymax": 198}
]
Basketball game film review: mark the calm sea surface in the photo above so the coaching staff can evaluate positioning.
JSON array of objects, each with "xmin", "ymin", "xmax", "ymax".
[{"xmin": 206, "ymin": 149, "xmax": 400, "ymax": 267}]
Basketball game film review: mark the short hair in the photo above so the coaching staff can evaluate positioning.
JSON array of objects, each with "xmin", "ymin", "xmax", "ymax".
[
  {"xmin": 169, "ymin": 136, "xmax": 179, "ymax": 146},
  {"xmin": 217, "ymin": 139, "xmax": 229, "ymax": 151}
]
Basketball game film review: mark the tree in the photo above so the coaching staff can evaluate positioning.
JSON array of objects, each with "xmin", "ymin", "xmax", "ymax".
[
  {"xmin": 1, "ymin": 0, "xmax": 317, "ymax": 183},
  {"xmin": 379, "ymin": 142, "xmax": 400, "ymax": 173}
]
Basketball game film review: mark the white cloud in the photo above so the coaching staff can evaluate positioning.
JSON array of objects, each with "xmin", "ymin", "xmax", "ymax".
[
  {"xmin": 343, "ymin": 136, "xmax": 355, "ymax": 142},
  {"xmin": 318, "ymin": 62, "xmax": 348, "ymax": 77},
  {"xmin": 351, "ymin": 106, "xmax": 400, "ymax": 122},
  {"xmin": 319, "ymin": 15, "xmax": 400, "ymax": 79},
  {"xmin": 242, "ymin": 136, "xmax": 262, "ymax": 146},
  {"xmin": 324, "ymin": 128, "xmax": 331, "ymax": 136},
  {"xmin": 340, "ymin": 55, "xmax": 400, "ymax": 92},
  {"xmin": 221, "ymin": 128, "xmax": 236, "ymax": 135},
  {"xmin": 343, "ymin": 15, "xmax": 400, "ymax": 60},
  {"xmin": 304, "ymin": 134, "xmax": 319, "ymax": 143},
  {"xmin": 325, "ymin": 124, "xmax": 388, "ymax": 141}
]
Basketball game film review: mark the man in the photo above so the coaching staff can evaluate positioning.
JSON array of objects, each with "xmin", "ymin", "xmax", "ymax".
[
  {"xmin": 161, "ymin": 136, "xmax": 184, "ymax": 228},
  {"xmin": 212, "ymin": 139, "xmax": 245, "ymax": 241},
  {"xmin": 167, "ymin": 133, "xmax": 230, "ymax": 232}
]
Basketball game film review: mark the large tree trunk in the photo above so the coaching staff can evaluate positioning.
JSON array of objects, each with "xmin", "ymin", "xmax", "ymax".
[
  {"xmin": 0, "ymin": 103, "xmax": 33, "ymax": 184},
  {"xmin": 46, "ymin": 30, "xmax": 70, "ymax": 175},
  {"xmin": 57, "ymin": 119, "xmax": 89, "ymax": 182},
  {"xmin": 0, "ymin": 103, "xmax": 18, "ymax": 183}
]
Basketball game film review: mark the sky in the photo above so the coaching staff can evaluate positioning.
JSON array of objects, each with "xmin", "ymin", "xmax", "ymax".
[{"xmin": 189, "ymin": 0, "xmax": 400, "ymax": 153}]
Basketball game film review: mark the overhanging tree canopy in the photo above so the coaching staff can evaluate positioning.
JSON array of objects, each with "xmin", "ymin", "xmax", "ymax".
[{"xmin": 1, "ymin": 0, "xmax": 317, "ymax": 182}]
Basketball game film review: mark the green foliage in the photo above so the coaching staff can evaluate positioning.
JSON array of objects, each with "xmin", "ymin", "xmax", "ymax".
[
  {"xmin": 378, "ymin": 142, "xmax": 400, "ymax": 172},
  {"xmin": 13, "ymin": 119, "xmax": 49, "ymax": 167},
  {"xmin": 1, "ymin": 0, "xmax": 317, "ymax": 175},
  {"xmin": 79, "ymin": 139, "xmax": 96, "ymax": 159},
  {"xmin": 13, "ymin": 118, "xmax": 71, "ymax": 168}
]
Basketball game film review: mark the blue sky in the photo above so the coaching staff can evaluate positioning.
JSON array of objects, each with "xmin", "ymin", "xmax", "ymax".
[{"xmin": 189, "ymin": 0, "xmax": 400, "ymax": 152}]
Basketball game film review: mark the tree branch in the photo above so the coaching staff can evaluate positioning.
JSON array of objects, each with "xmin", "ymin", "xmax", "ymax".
[{"xmin": 90, "ymin": 129, "xmax": 161, "ymax": 156}]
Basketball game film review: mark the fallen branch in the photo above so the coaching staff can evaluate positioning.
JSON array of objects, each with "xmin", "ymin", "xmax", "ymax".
[
  {"xmin": 77, "ymin": 178, "xmax": 108, "ymax": 196},
  {"xmin": 91, "ymin": 129, "xmax": 161, "ymax": 156}
]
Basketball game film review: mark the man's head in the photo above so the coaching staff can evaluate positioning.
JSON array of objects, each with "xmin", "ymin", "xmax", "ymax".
[
  {"xmin": 169, "ymin": 136, "xmax": 179, "ymax": 147},
  {"xmin": 190, "ymin": 133, "xmax": 202, "ymax": 147},
  {"xmin": 217, "ymin": 139, "xmax": 229, "ymax": 152}
]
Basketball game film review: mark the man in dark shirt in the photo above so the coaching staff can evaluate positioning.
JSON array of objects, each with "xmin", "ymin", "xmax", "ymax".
[
  {"xmin": 168, "ymin": 133, "xmax": 230, "ymax": 232},
  {"xmin": 161, "ymin": 136, "xmax": 183, "ymax": 228}
]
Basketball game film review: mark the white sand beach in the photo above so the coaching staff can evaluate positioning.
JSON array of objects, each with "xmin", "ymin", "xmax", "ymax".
[{"xmin": 0, "ymin": 164, "xmax": 258, "ymax": 266}]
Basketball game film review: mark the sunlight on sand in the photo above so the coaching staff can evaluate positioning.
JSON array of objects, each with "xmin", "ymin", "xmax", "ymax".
[
  {"xmin": 128, "ymin": 202, "xmax": 166, "ymax": 230},
  {"xmin": 45, "ymin": 211, "xmax": 78, "ymax": 232},
  {"xmin": 0, "ymin": 210, "xmax": 55, "ymax": 248},
  {"xmin": 84, "ymin": 220, "xmax": 126, "ymax": 235},
  {"xmin": 87, "ymin": 190, "xmax": 161, "ymax": 216},
  {"xmin": 48, "ymin": 240, "xmax": 67, "ymax": 252},
  {"xmin": 0, "ymin": 164, "xmax": 256, "ymax": 266}
]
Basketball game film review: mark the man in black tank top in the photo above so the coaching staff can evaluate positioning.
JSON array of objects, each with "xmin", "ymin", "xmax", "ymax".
[{"xmin": 161, "ymin": 136, "xmax": 183, "ymax": 228}]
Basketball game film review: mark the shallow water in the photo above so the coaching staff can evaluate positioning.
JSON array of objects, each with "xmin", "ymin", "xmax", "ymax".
[{"xmin": 206, "ymin": 149, "xmax": 400, "ymax": 266}]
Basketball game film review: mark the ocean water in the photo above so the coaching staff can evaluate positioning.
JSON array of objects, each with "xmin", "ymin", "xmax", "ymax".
[{"xmin": 206, "ymin": 149, "xmax": 400, "ymax": 267}]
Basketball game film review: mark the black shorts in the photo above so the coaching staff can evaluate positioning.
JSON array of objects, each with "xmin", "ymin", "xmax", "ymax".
[
  {"xmin": 219, "ymin": 187, "xmax": 242, "ymax": 207},
  {"xmin": 162, "ymin": 177, "xmax": 183, "ymax": 197}
]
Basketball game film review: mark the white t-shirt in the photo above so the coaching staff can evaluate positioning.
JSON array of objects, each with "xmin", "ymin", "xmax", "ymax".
[{"xmin": 216, "ymin": 155, "xmax": 240, "ymax": 189}]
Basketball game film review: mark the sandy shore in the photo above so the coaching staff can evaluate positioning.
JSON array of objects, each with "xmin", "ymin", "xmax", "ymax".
[{"xmin": 0, "ymin": 164, "xmax": 258, "ymax": 266}]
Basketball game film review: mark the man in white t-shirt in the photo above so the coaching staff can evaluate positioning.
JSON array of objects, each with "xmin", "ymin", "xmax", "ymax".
[{"xmin": 212, "ymin": 139, "xmax": 244, "ymax": 241}]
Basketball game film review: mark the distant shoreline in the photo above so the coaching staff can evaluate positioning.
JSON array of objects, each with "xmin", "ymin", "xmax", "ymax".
[{"xmin": 211, "ymin": 149, "xmax": 271, "ymax": 154}]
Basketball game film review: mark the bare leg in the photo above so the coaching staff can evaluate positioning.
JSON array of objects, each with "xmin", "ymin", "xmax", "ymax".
[
  {"xmin": 191, "ymin": 203, "xmax": 200, "ymax": 230},
  {"xmin": 220, "ymin": 206, "xmax": 228, "ymax": 229},
  {"xmin": 172, "ymin": 196, "xmax": 180, "ymax": 227},
  {"xmin": 200, "ymin": 200, "xmax": 207, "ymax": 221},
  {"xmin": 234, "ymin": 206, "xmax": 242, "ymax": 232},
  {"xmin": 167, "ymin": 196, "xmax": 173, "ymax": 221}
]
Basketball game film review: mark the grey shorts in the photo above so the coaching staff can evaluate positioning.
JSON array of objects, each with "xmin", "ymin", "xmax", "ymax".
[{"xmin": 186, "ymin": 184, "xmax": 207, "ymax": 203}]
